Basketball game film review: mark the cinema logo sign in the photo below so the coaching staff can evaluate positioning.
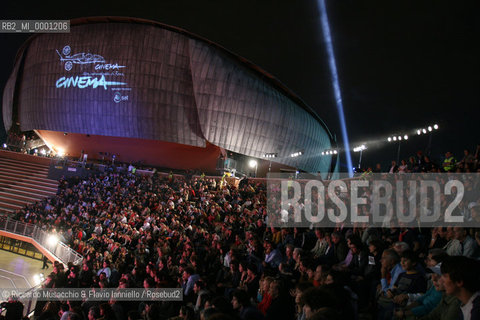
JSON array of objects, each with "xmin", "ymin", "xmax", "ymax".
[
  {"xmin": 55, "ymin": 75, "xmax": 127, "ymax": 90},
  {"xmin": 54, "ymin": 45, "xmax": 130, "ymax": 103}
]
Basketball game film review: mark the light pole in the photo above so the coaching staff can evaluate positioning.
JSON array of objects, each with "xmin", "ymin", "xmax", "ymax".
[
  {"xmin": 417, "ymin": 124, "xmax": 439, "ymax": 156},
  {"xmin": 353, "ymin": 145, "xmax": 367, "ymax": 169},
  {"xmin": 388, "ymin": 135, "xmax": 408, "ymax": 163},
  {"xmin": 249, "ymin": 159, "xmax": 258, "ymax": 177}
]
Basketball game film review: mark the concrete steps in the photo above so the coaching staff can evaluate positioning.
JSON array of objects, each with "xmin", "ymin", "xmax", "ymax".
[{"xmin": 0, "ymin": 154, "xmax": 58, "ymax": 213}]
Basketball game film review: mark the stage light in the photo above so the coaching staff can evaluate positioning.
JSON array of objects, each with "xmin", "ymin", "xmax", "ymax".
[
  {"xmin": 40, "ymin": 149, "xmax": 46, "ymax": 155},
  {"xmin": 2, "ymin": 143, "xmax": 6, "ymax": 148},
  {"xmin": 388, "ymin": 137, "xmax": 392, "ymax": 142},
  {"xmin": 47, "ymin": 235, "xmax": 59, "ymax": 247},
  {"xmin": 264, "ymin": 153, "xmax": 277, "ymax": 158},
  {"xmin": 333, "ymin": 150, "xmax": 338, "ymax": 154},
  {"xmin": 398, "ymin": 136, "xmax": 402, "ymax": 141},
  {"xmin": 393, "ymin": 136, "xmax": 397, "ymax": 141},
  {"xmin": 33, "ymin": 273, "xmax": 45, "ymax": 286},
  {"xmin": 321, "ymin": 152, "xmax": 325, "ymax": 155},
  {"xmin": 404, "ymin": 135, "xmax": 408, "ymax": 140},
  {"xmin": 57, "ymin": 148, "xmax": 65, "ymax": 157},
  {"xmin": 434, "ymin": 124, "xmax": 439, "ymax": 130},
  {"xmin": 422, "ymin": 129, "xmax": 427, "ymax": 134},
  {"xmin": 417, "ymin": 130, "xmax": 421, "ymax": 135},
  {"xmin": 428, "ymin": 126, "xmax": 432, "ymax": 132},
  {"xmin": 249, "ymin": 160, "xmax": 257, "ymax": 168},
  {"xmin": 353, "ymin": 145, "xmax": 366, "ymax": 152}
]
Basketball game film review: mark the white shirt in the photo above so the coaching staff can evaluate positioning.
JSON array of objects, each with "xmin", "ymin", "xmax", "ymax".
[{"xmin": 461, "ymin": 291, "xmax": 480, "ymax": 320}]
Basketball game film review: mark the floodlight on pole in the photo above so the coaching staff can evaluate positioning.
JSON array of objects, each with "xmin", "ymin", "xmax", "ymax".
[
  {"xmin": 47, "ymin": 234, "xmax": 59, "ymax": 247},
  {"xmin": 353, "ymin": 144, "xmax": 367, "ymax": 169},
  {"xmin": 249, "ymin": 159, "xmax": 258, "ymax": 177},
  {"xmin": 33, "ymin": 273, "xmax": 45, "ymax": 286}
]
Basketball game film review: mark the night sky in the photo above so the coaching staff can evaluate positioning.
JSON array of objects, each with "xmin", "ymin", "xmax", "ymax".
[{"xmin": 1, "ymin": 0, "xmax": 479, "ymax": 171}]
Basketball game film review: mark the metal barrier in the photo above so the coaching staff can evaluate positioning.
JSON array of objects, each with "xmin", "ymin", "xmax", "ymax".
[{"xmin": 0, "ymin": 216, "xmax": 83, "ymax": 266}]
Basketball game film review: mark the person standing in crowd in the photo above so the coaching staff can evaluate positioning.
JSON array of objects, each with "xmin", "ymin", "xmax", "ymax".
[
  {"xmin": 389, "ymin": 161, "xmax": 399, "ymax": 173},
  {"xmin": 442, "ymin": 151, "xmax": 457, "ymax": 172}
]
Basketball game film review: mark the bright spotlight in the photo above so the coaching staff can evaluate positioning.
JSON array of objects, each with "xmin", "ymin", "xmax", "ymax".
[
  {"xmin": 428, "ymin": 126, "xmax": 432, "ymax": 132},
  {"xmin": 2, "ymin": 143, "xmax": 6, "ymax": 148},
  {"xmin": 47, "ymin": 235, "xmax": 59, "ymax": 247},
  {"xmin": 422, "ymin": 129, "xmax": 427, "ymax": 134},
  {"xmin": 398, "ymin": 136, "xmax": 402, "ymax": 141},
  {"xmin": 353, "ymin": 145, "xmax": 366, "ymax": 152},
  {"xmin": 393, "ymin": 136, "xmax": 397, "ymax": 141},
  {"xmin": 387, "ymin": 137, "xmax": 392, "ymax": 142},
  {"xmin": 40, "ymin": 149, "xmax": 46, "ymax": 155},
  {"xmin": 248, "ymin": 160, "xmax": 257, "ymax": 168},
  {"xmin": 57, "ymin": 148, "xmax": 65, "ymax": 157},
  {"xmin": 404, "ymin": 135, "xmax": 408, "ymax": 140},
  {"xmin": 433, "ymin": 124, "xmax": 439, "ymax": 130},
  {"xmin": 333, "ymin": 150, "xmax": 338, "ymax": 154},
  {"xmin": 321, "ymin": 152, "xmax": 325, "ymax": 155},
  {"xmin": 33, "ymin": 273, "xmax": 45, "ymax": 286},
  {"xmin": 417, "ymin": 130, "xmax": 421, "ymax": 135}
]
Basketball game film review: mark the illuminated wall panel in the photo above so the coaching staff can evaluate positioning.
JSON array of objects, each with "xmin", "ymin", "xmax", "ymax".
[{"xmin": 3, "ymin": 17, "xmax": 335, "ymax": 174}]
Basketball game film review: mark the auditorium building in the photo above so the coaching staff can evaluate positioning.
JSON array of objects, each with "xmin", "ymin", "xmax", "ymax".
[{"xmin": 2, "ymin": 17, "xmax": 337, "ymax": 177}]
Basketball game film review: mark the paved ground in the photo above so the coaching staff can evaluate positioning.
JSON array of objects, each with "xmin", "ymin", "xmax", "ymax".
[{"xmin": 0, "ymin": 249, "xmax": 52, "ymax": 315}]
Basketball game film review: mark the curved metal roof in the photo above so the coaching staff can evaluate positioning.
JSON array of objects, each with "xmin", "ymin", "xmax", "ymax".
[{"xmin": 2, "ymin": 16, "xmax": 337, "ymax": 175}]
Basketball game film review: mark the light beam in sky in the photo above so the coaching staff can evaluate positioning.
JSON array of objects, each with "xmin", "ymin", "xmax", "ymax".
[{"xmin": 318, "ymin": 0, "xmax": 353, "ymax": 177}]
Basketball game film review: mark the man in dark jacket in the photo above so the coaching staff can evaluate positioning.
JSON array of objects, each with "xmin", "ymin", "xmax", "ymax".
[{"xmin": 331, "ymin": 232, "xmax": 348, "ymax": 265}]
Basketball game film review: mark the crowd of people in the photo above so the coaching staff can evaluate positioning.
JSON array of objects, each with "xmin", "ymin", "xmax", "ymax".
[
  {"xmin": 363, "ymin": 146, "xmax": 480, "ymax": 174},
  {"xmin": 1, "ymin": 146, "xmax": 480, "ymax": 320}
]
